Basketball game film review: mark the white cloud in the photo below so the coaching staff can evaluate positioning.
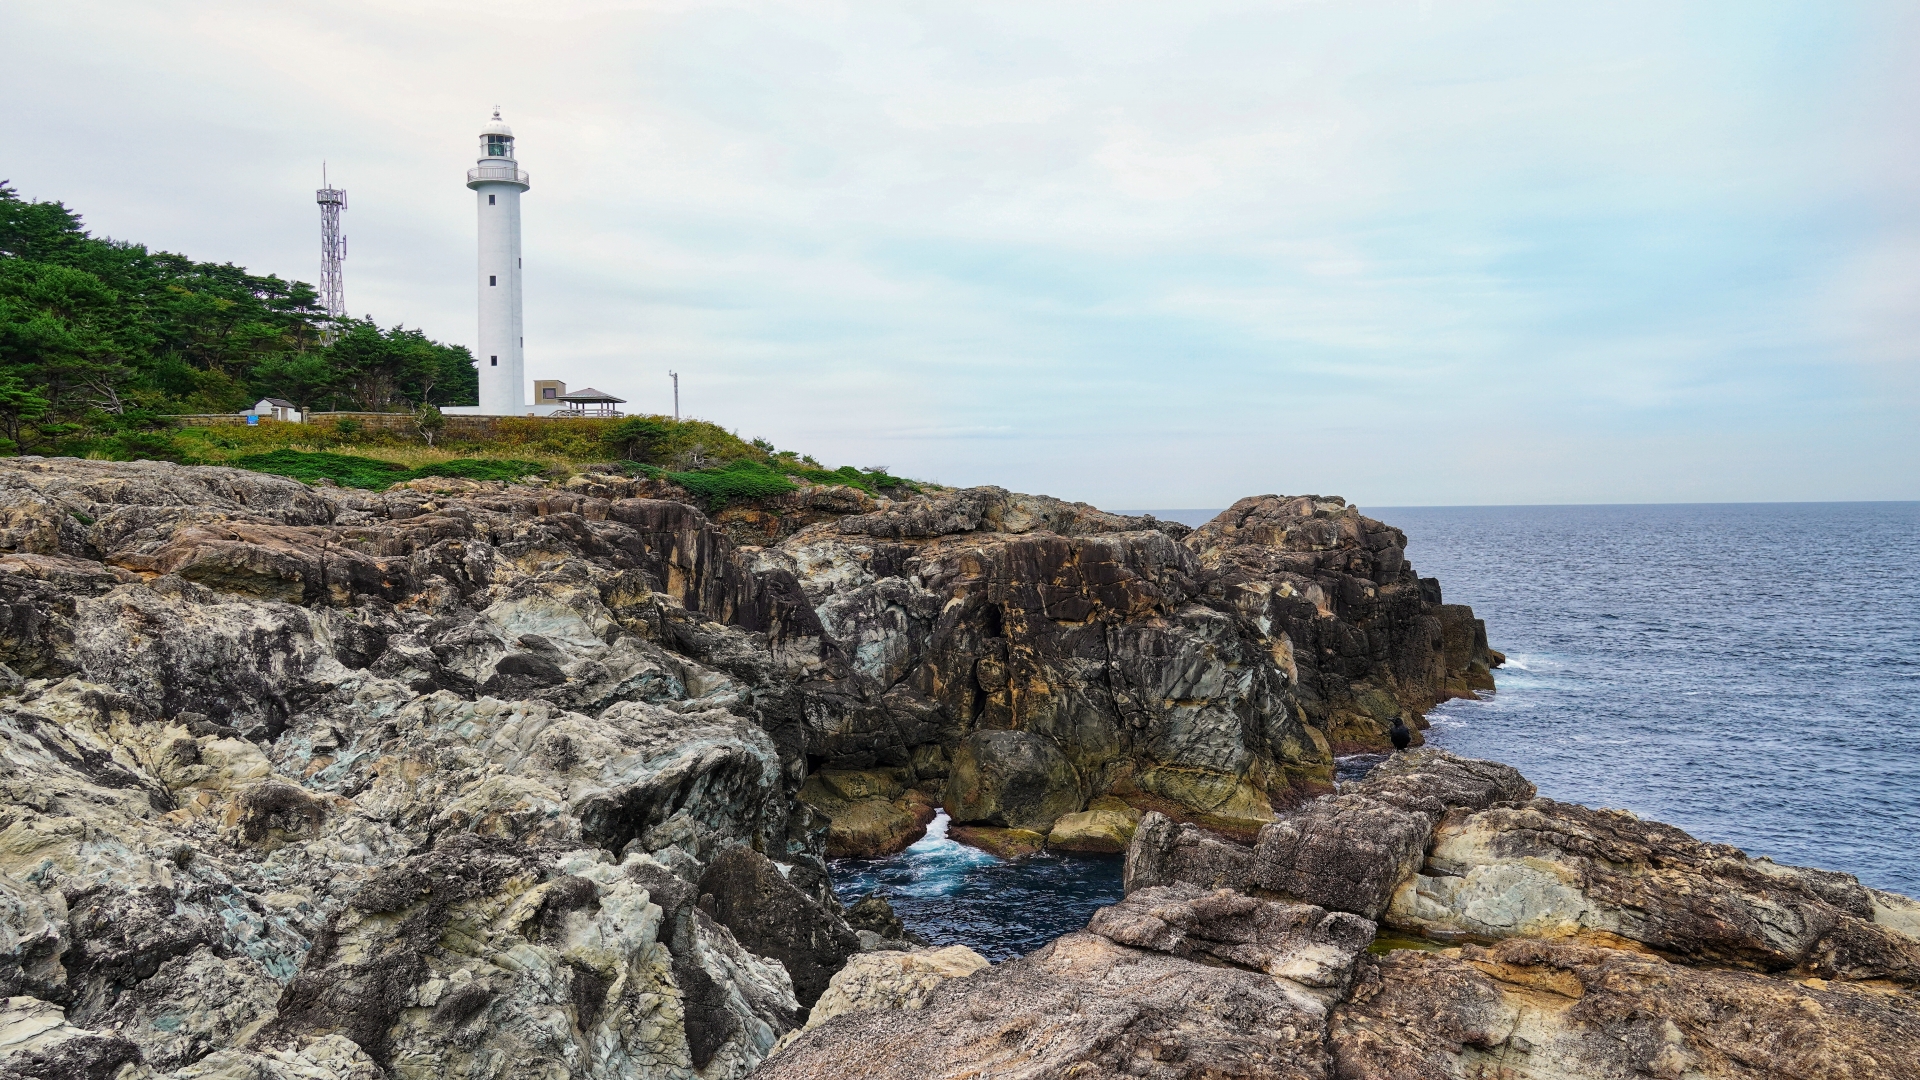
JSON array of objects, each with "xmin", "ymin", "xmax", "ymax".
[{"xmin": 2, "ymin": 0, "xmax": 1914, "ymax": 505}]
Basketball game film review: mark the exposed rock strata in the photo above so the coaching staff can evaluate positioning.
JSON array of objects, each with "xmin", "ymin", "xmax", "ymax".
[{"xmin": 1125, "ymin": 749, "xmax": 1535, "ymax": 917}]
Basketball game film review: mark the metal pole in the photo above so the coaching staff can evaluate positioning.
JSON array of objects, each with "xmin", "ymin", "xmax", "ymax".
[{"xmin": 670, "ymin": 371, "xmax": 679, "ymax": 421}]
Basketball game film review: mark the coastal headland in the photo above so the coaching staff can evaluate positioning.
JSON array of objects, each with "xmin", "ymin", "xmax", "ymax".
[{"xmin": 0, "ymin": 456, "xmax": 1910, "ymax": 1079}]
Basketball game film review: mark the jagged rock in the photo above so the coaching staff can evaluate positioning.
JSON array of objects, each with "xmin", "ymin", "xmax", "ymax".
[
  {"xmin": 796, "ymin": 945, "xmax": 989, "ymax": 1031},
  {"xmin": 0, "ymin": 874, "xmax": 65, "ymax": 1003},
  {"xmin": 695, "ymin": 847, "xmax": 859, "ymax": 1010},
  {"xmin": 1387, "ymin": 797, "xmax": 1920, "ymax": 983},
  {"xmin": 842, "ymin": 895, "xmax": 925, "ymax": 947},
  {"xmin": 757, "ymin": 931, "xmax": 1336, "ymax": 1080},
  {"xmin": 94, "ymin": 947, "xmax": 279, "ymax": 1071},
  {"xmin": 1185, "ymin": 495, "xmax": 1502, "ymax": 751},
  {"xmin": 757, "ymin": 486, "xmax": 1497, "ymax": 833},
  {"xmin": 1086, "ymin": 883, "xmax": 1375, "ymax": 1001},
  {"xmin": 1334, "ymin": 938, "xmax": 1920, "ymax": 1079},
  {"xmin": 943, "ymin": 730, "xmax": 1083, "ymax": 832},
  {"xmin": 157, "ymin": 1033, "xmax": 387, "ymax": 1080},
  {"xmin": 262, "ymin": 835, "xmax": 798, "ymax": 1078}
]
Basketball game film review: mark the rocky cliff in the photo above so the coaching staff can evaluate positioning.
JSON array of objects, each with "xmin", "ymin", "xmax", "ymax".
[{"xmin": 0, "ymin": 456, "xmax": 1498, "ymax": 1078}]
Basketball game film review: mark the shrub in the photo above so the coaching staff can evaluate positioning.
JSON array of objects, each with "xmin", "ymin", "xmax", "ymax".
[
  {"xmin": 666, "ymin": 458, "xmax": 798, "ymax": 509},
  {"xmin": 603, "ymin": 416, "xmax": 672, "ymax": 461}
]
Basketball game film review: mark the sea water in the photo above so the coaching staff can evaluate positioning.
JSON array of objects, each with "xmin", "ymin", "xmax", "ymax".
[
  {"xmin": 1389, "ymin": 501, "xmax": 1920, "ymax": 899},
  {"xmin": 830, "ymin": 811, "xmax": 1124, "ymax": 962},
  {"xmin": 831, "ymin": 501, "xmax": 1920, "ymax": 957}
]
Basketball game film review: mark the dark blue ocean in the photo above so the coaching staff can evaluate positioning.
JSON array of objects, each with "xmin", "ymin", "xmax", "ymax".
[
  {"xmin": 833, "ymin": 501, "xmax": 1920, "ymax": 956},
  {"xmin": 1384, "ymin": 501, "xmax": 1920, "ymax": 900}
]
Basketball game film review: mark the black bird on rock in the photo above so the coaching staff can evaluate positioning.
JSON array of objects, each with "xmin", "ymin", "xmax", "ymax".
[{"xmin": 1388, "ymin": 716, "xmax": 1413, "ymax": 751}]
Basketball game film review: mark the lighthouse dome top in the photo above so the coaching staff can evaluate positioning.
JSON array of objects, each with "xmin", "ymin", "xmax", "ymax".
[{"xmin": 481, "ymin": 107, "xmax": 514, "ymax": 139}]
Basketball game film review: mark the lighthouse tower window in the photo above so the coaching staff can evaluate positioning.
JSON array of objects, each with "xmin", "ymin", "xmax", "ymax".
[
  {"xmin": 490, "ymin": 276, "xmax": 497, "ymax": 286},
  {"xmin": 486, "ymin": 135, "xmax": 511, "ymax": 157},
  {"xmin": 489, "ymin": 194, "xmax": 495, "ymax": 205},
  {"xmin": 490, "ymin": 356, "xmax": 498, "ymax": 366}
]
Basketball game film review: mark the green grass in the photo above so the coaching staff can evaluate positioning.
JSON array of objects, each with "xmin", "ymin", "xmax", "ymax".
[
  {"xmin": 51, "ymin": 411, "xmax": 940, "ymax": 500},
  {"xmin": 230, "ymin": 449, "xmax": 545, "ymax": 490}
]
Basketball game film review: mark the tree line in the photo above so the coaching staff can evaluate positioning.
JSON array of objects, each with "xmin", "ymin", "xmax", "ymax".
[{"xmin": 0, "ymin": 182, "xmax": 477, "ymax": 454}]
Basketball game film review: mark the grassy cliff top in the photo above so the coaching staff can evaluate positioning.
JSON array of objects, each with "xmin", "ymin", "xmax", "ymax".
[{"xmin": 146, "ymin": 413, "xmax": 931, "ymax": 502}]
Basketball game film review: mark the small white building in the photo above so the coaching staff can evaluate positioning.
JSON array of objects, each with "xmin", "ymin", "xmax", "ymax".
[{"xmin": 243, "ymin": 398, "xmax": 304, "ymax": 423}]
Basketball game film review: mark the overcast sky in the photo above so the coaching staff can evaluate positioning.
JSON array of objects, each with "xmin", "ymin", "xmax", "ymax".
[{"xmin": 4, "ymin": 1, "xmax": 1916, "ymax": 508}]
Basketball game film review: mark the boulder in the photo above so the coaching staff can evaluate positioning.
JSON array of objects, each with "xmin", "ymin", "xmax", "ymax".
[
  {"xmin": 798, "ymin": 945, "xmax": 989, "ymax": 1030},
  {"xmin": 1247, "ymin": 750, "xmax": 1534, "ymax": 918},
  {"xmin": 1122, "ymin": 811, "xmax": 1255, "ymax": 894},
  {"xmin": 947, "ymin": 826, "xmax": 1047, "ymax": 859},
  {"xmin": 842, "ymin": 894, "xmax": 925, "ymax": 947},
  {"xmin": 1045, "ymin": 807, "xmax": 1139, "ymax": 854},
  {"xmin": 1250, "ymin": 793, "xmax": 1433, "ymax": 920},
  {"xmin": 797, "ymin": 771, "xmax": 935, "ymax": 858},
  {"xmin": 942, "ymin": 730, "xmax": 1082, "ymax": 832}
]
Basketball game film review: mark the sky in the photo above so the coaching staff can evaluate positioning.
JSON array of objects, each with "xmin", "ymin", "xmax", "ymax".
[{"xmin": 3, "ymin": 0, "xmax": 1917, "ymax": 509}]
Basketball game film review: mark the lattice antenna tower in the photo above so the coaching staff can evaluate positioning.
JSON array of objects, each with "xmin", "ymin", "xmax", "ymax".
[{"xmin": 316, "ymin": 163, "xmax": 347, "ymax": 340}]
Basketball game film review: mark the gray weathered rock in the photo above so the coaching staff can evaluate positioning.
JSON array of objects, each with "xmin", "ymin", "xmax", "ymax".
[
  {"xmin": 1334, "ymin": 938, "xmax": 1920, "ymax": 1080},
  {"xmin": 1121, "ymin": 811, "xmax": 1254, "ymax": 895},
  {"xmin": 796, "ymin": 945, "xmax": 988, "ymax": 1032},
  {"xmin": 757, "ymin": 931, "xmax": 1336, "ymax": 1080},
  {"xmin": 1386, "ymin": 797, "xmax": 1920, "ymax": 983},
  {"xmin": 695, "ymin": 847, "xmax": 859, "ymax": 1011},
  {"xmin": 0, "ymin": 458, "xmax": 867, "ymax": 1078}
]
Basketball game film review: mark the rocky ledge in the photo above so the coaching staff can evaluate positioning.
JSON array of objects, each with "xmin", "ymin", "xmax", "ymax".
[
  {"xmin": 2, "ymin": 455, "xmax": 1874, "ymax": 1080},
  {"xmin": 767, "ymin": 749, "xmax": 1920, "ymax": 1080}
]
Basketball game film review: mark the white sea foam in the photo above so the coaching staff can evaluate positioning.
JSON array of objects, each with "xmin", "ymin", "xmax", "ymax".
[{"xmin": 890, "ymin": 811, "xmax": 999, "ymax": 899}]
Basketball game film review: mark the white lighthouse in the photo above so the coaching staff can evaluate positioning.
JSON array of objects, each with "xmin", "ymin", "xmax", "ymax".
[{"xmin": 468, "ymin": 108, "xmax": 529, "ymax": 415}]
